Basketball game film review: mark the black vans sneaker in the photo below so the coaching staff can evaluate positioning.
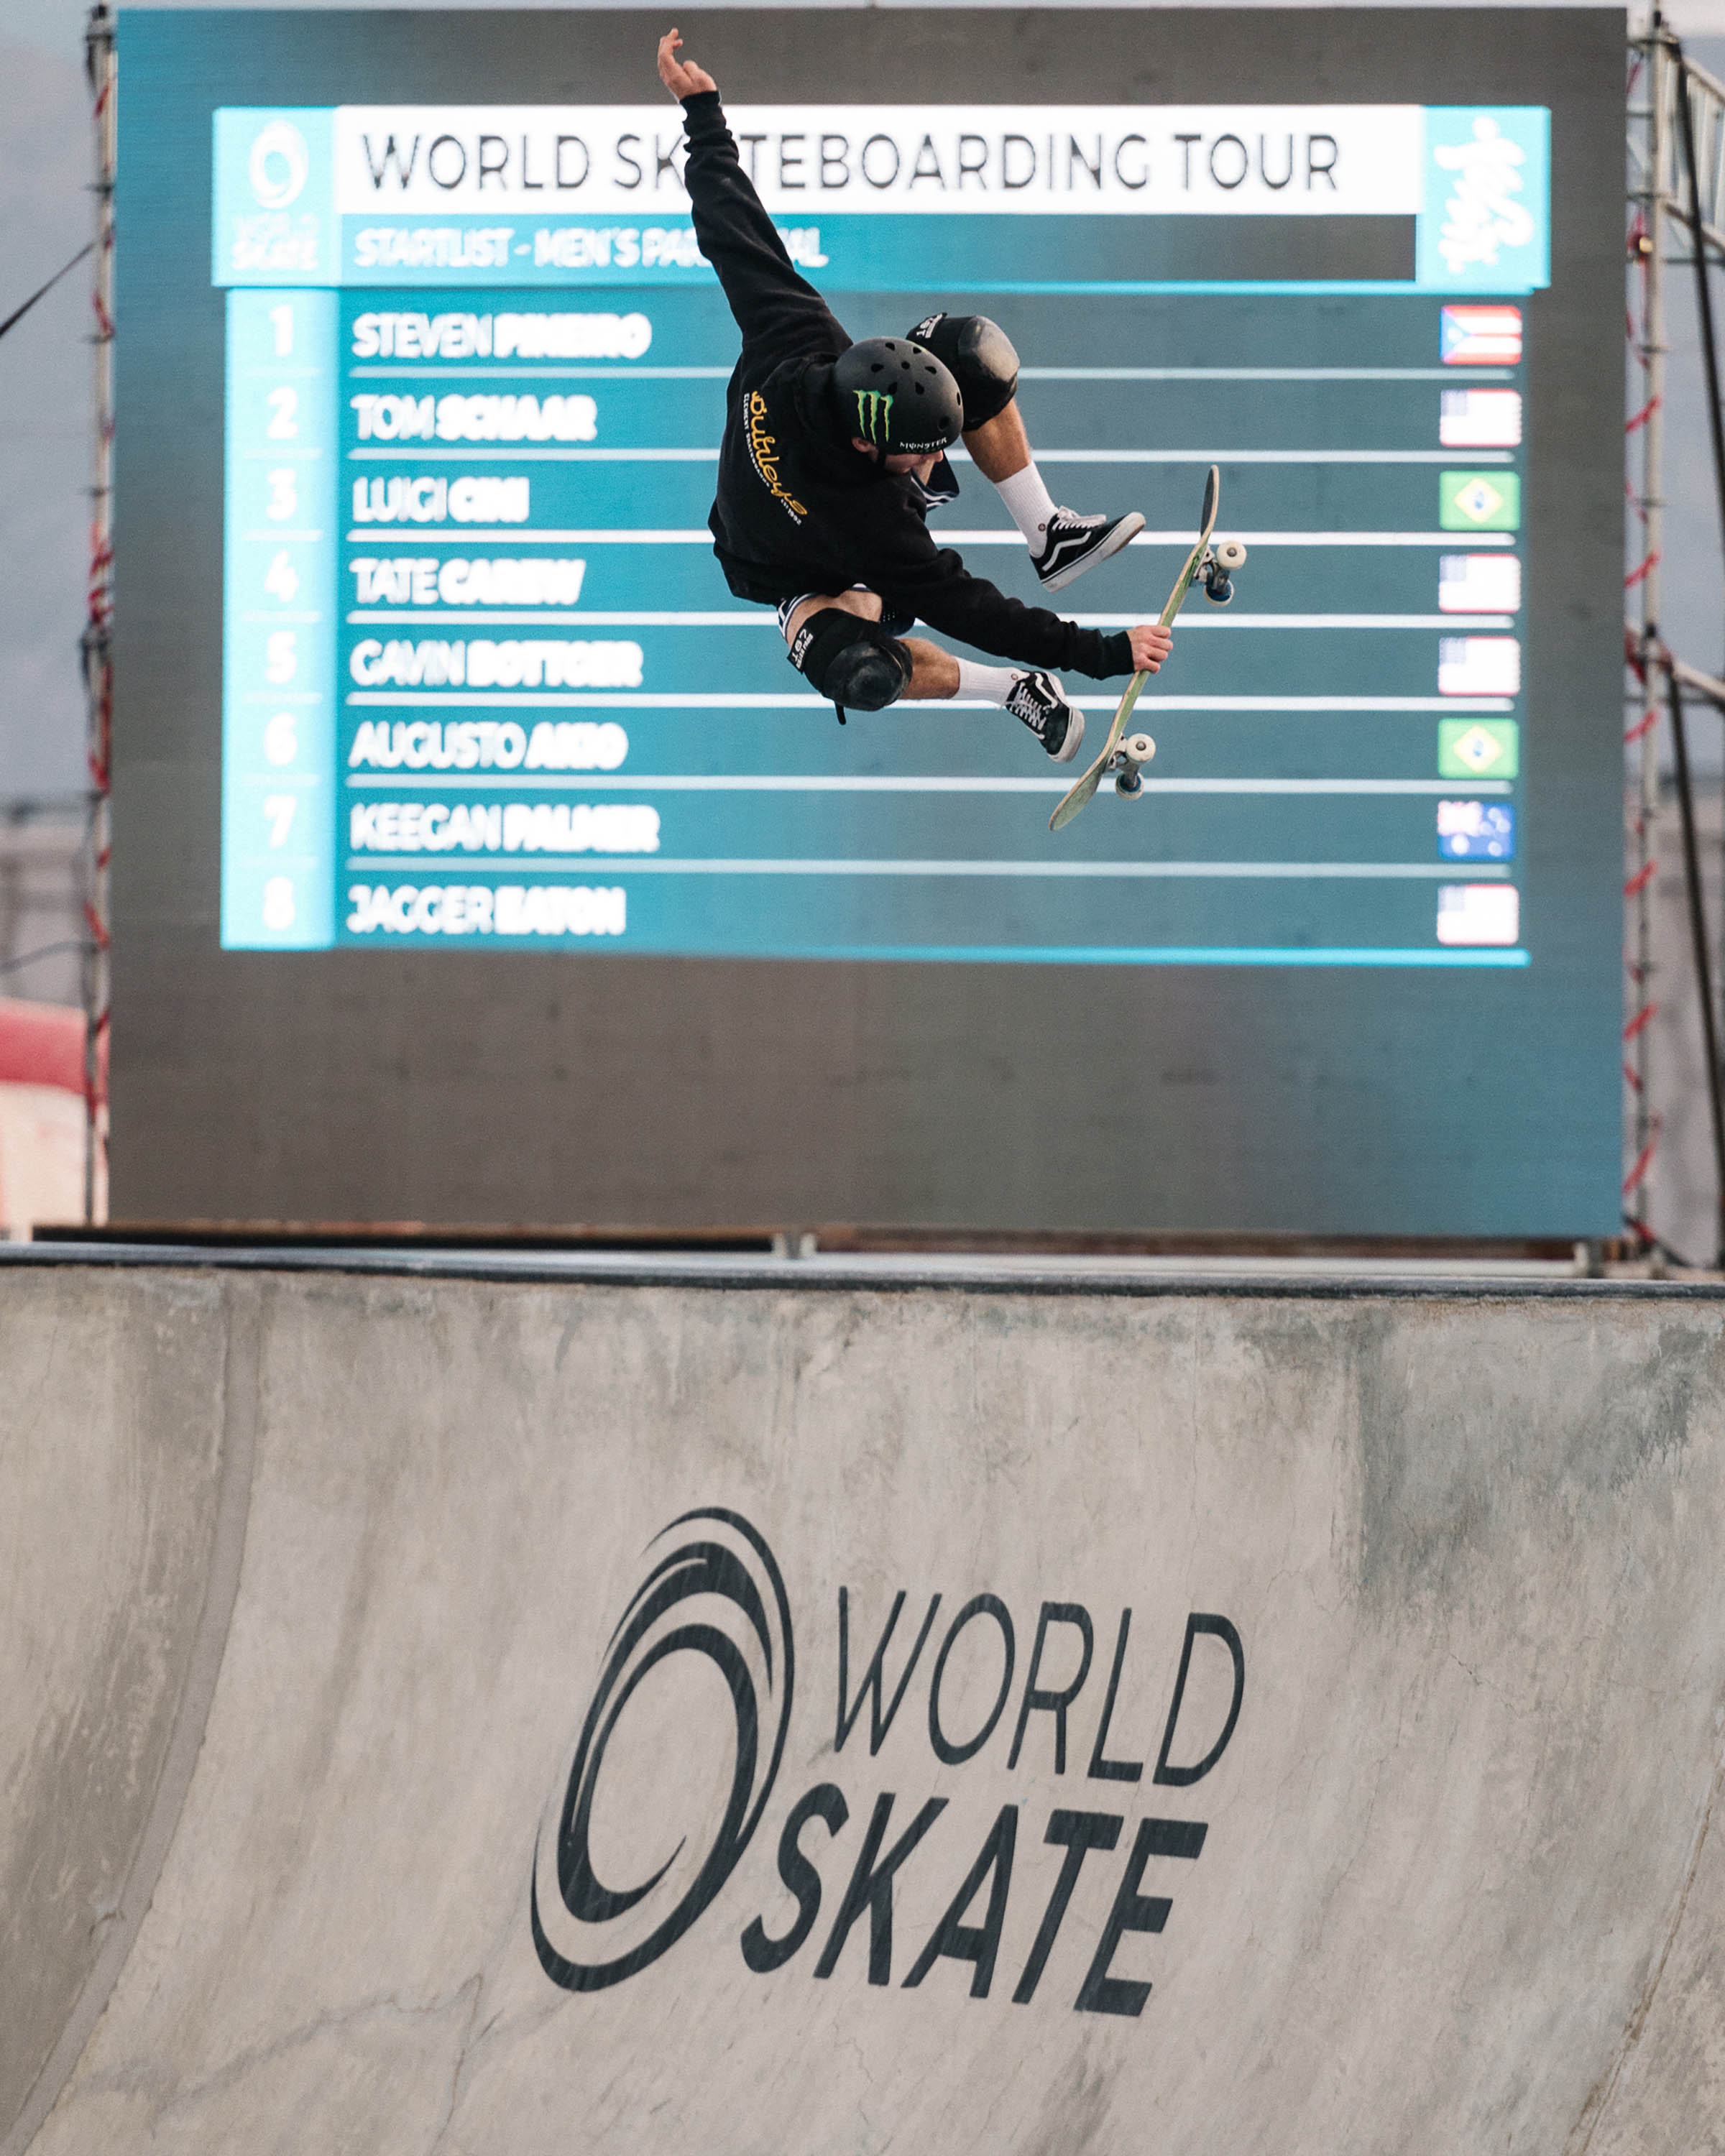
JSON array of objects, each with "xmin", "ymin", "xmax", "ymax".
[
  {"xmin": 1006, "ymin": 670, "xmax": 1085, "ymax": 762},
  {"xmin": 1031, "ymin": 507, "xmax": 1146, "ymax": 593}
]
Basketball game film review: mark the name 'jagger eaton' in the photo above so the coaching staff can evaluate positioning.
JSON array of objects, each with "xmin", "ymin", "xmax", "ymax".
[{"xmin": 656, "ymin": 27, "xmax": 1175, "ymax": 763}]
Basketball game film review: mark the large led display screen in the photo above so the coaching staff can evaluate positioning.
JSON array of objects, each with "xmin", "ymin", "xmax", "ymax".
[
  {"xmin": 215, "ymin": 97, "xmax": 1547, "ymax": 966},
  {"xmin": 115, "ymin": 11, "xmax": 1622, "ymax": 1233}
]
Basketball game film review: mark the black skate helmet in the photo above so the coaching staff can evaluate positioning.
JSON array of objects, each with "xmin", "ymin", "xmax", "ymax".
[{"xmin": 833, "ymin": 337, "xmax": 965, "ymax": 457}]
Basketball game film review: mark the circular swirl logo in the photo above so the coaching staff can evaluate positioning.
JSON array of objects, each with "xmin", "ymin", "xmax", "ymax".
[
  {"xmin": 248, "ymin": 119, "xmax": 309, "ymax": 210},
  {"xmin": 531, "ymin": 1506, "xmax": 794, "ymax": 1991}
]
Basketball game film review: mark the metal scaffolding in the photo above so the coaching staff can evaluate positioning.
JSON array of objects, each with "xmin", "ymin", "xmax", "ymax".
[
  {"xmin": 1627, "ymin": 26, "xmax": 1668, "ymax": 1235},
  {"xmin": 1626, "ymin": 18, "xmax": 1725, "ymax": 1263},
  {"xmin": 81, "ymin": 3, "xmax": 115, "ymax": 1224}
]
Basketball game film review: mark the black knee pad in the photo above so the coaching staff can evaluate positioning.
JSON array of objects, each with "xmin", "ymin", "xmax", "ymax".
[
  {"xmin": 788, "ymin": 606, "xmax": 913, "ymax": 716},
  {"xmin": 905, "ymin": 313, "xmax": 1020, "ymax": 429}
]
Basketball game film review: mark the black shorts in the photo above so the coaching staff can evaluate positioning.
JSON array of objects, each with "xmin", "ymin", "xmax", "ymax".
[{"xmin": 773, "ymin": 586, "xmax": 915, "ymax": 640}]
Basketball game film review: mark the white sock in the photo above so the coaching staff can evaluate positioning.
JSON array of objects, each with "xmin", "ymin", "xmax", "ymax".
[
  {"xmin": 954, "ymin": 658, "xmax": 1019, "ymax": 706},
  {"xmin": 994, "ymin": 462, "xmax": 1059, "ymax": 548}
]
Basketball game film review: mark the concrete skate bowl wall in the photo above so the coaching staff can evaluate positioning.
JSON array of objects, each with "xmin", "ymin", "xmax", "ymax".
[{"xmin": 4, "ymin": 1253, "xmax": 1725, "ymax": 2154}]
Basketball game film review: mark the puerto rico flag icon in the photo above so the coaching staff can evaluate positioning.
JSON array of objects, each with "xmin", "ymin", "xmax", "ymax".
[{"xmin": 1441, "ymin": 305, "xmax": 1524, "ymax": 364}]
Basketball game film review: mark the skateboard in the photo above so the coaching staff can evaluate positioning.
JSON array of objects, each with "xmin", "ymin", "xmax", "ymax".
[{"xmin": 1048, "ymin": 464, "xmax": 1246, "ymax": 832}]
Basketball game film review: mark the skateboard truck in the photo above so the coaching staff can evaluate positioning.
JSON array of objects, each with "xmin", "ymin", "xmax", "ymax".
[
  {"xmin": 1110, "ymin": 731, "xmax": 1156, "ymax": 798},
  {"xmin": 1201, "ymin": 538, "xmax": 1248, "ymax": 607}
]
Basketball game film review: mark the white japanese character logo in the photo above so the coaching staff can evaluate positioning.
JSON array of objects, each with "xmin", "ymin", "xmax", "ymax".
[{"xmin": 1435, "ymin": 117, "xmax": 1534, "ymax": 274}]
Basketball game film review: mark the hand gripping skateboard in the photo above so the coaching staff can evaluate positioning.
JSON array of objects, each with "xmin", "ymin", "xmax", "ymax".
[{"xmin": 1048, "ymin": 464, "xmax": 1247, "ymax": 833}]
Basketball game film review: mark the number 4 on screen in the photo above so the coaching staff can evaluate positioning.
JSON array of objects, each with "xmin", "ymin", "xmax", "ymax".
[{"xmin": 264, "ymin": 550, "xmax": 299, "ymax": 603}]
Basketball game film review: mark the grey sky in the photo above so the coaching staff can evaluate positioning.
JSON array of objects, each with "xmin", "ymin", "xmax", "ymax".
[{"xmin": 1, "ymin": 20, "xmax": 95, "ymax": 797}]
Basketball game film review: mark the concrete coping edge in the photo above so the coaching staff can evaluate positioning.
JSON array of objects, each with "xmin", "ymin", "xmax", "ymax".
[{"xmin": 2, "ymin": 1241, "xmax": 1723, "ymax": 1302}]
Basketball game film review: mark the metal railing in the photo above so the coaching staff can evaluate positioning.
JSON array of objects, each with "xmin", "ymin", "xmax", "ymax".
[{"xmin": 1639, "ymin": 40, "xmax": 1725, "ymax": 257}]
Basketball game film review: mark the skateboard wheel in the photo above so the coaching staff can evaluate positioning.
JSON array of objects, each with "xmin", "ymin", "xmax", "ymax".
[
  {"xmin": 1123, "ymin": 732, "xmax": 1155, "ymax": 765},
  {"xmin": 1213, "ymin": 539, "xmax": 1247, "ymax": 570},
  {"xmin": 1202, "ymin": 568, "xmax": 1233, "ymax": 606},
  {"xmin": 1114, "ymin": 768, "xmax": 1144, "ymax": 798}
]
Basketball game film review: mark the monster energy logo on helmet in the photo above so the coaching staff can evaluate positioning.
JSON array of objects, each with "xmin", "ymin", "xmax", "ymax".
[
  {"xmin": 854, "ymin": 389, "xmax": 894, "ymax": 447},
  {"xmin": 834, "ymin": 336, "xmax": 965, "ymax": 458}
]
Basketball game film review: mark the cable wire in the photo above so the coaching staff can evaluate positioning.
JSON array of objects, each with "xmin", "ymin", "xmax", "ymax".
[{"xmin": 0, "ymin": 242, "xmax": 93, "ymax": 347}]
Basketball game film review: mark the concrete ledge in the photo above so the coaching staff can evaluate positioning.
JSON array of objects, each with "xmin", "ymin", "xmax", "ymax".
[{"xmin": 2, "ymin": 1238, "xmax": 1719, "ymax": 1298}]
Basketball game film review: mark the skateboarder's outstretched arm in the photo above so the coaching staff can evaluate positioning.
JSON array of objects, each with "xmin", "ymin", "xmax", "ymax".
[
  {"xmin": 874, "ymin": 521, "xmax": 1135, "ymax": 681},
  {"xmin": 658, "ymin": 30, "xmax": 847, "ymax": 363}
]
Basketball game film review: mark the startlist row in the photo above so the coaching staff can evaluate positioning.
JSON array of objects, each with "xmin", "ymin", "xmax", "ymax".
[
  {"xmin": 348, "ymin": 719, "xmax": 629, "ymax": 769},
  {"xmin": 346, "ymin": 883, "xmax": 626, "ymax": 935}
]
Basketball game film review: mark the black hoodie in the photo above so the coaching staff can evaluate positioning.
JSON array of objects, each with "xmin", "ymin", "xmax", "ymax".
[{"xmin": 680, "ymin": 90, "xmax": 1133, "ymax": 680}]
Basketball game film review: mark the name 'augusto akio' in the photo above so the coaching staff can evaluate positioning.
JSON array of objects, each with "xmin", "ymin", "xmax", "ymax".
[{"xmin": 347, "ymin": 719, "xmax": 630, "ymax": 770}]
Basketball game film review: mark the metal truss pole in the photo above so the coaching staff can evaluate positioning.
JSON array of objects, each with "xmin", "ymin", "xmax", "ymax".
[
  {"xmin": 1675, "ymin": 46, "xmax": 1725, "ymax": 1262},
  {"xmin": 1624, "ymin": 27, "xmax": 1725, "ymax": 1258},
  {"xmin": 81, "ymin": 4, "xmax": 115, "ymax": 1225},
  {"xmin": 1629, "ymin": 18, "xmax": 1670, "ymax": 1240}
]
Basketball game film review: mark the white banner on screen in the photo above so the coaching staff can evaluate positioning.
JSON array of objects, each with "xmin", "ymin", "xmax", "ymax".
[{"xmin": 331, "ymin": 105, "xmax": 1425, "ymax": 217}]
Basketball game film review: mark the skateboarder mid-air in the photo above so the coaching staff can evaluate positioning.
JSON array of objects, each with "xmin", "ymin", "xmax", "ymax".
[{"xmin": 656, "ymin": 28, "xmax": 1174, "ymax": 762}]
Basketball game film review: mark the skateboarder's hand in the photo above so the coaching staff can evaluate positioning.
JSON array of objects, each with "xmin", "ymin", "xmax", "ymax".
[
  {"xmin": 658, "ymin": 29, "xmax": 717, "ymax": 100},
  {"xmin": 1128, "ymin": 623, "xmax": 1174, "ymax": 673}
]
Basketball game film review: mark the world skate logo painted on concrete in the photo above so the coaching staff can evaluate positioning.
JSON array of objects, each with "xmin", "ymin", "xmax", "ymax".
[
  {"xmin": 532, "ymin": 1507, "xmax": 1246, "ymax": 2012},
  {"xmin": 531, "ymin": 1507, "xmax": 794, "ymax": 1990}
]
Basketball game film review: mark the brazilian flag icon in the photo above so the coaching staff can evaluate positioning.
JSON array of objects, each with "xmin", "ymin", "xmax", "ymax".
[
  {"xmin": 1440, "ymin": 471, "xmax": 1522, "ymax": 530},
  {"xmin": 1439, "ymin": 718, "xmax": 1519, "ymax": 778}
]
